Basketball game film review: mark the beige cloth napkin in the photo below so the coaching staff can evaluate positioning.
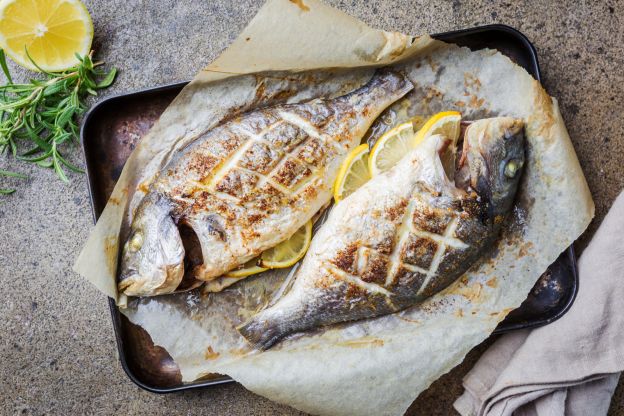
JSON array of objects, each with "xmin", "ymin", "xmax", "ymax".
[{"xmin": 454, "ymin": 191, "xmax": 624, "ymax": 416}]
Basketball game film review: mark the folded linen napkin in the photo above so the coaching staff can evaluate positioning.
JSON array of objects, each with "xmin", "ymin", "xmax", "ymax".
[{"xmin": 454, "ymin": 191, "xmax": 624, "ymax": 416}]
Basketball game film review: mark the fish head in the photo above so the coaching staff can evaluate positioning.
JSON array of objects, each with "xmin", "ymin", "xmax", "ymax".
[
  {"xmin": 459, "ymin": 117, "xmax": 525, "ymax": 219},
  {"xmin": 118, "ymin": 194, "xmax": 185, "ymax": 296}
]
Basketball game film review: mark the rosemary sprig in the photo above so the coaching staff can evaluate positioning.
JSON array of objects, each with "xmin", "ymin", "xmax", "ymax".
[
  {"xmin": 0, "ymin": 49, "xmax": 116, "ymax": 187},
  {"xmin": 0, "ymin": 168, "xmax": 27, "ymax": 194}
]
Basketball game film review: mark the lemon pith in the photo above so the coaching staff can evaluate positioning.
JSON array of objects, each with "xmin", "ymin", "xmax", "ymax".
[{"xmin": 0, "ymin": 0, "xmax": 94, "ymax": 71}]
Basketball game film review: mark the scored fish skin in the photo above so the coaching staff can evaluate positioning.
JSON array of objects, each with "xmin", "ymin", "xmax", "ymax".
[
  {"xmin": 118, "ymin": 70, "xmax": 413, "ymax": 297},
  {"xmin": 238, "ymin": 117, "xmax": 526, "ymax": 350}
]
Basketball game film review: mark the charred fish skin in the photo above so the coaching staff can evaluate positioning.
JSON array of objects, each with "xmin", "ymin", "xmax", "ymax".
[
  {"xmin": 118, "ymin": 70, "xmax": 413, "ymax": 297},
  {"xmin": 238, "ymin": 117, "xmax": 525, "ymax": 350}
]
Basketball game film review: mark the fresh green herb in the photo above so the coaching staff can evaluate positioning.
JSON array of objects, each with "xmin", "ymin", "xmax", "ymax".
[
  {"xmin": 0, "ymin": 49, "xmax": 116, "ymax": 189},
  {"xmin": 0, "ymin": 168, "xmax": 27, "ymax": 194}
]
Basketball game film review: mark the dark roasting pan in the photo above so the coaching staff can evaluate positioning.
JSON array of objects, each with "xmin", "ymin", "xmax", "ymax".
[{"xmin": 81, "ymin": 24, "xmax": 578, "ymax": 393}]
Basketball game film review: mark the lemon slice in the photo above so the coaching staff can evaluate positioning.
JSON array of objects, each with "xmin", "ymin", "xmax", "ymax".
[
  {"xmin": 204, "ymin": 276, "xmax": 246, "ymax": 293},
  {"xmin": 225, "ymin": 258, "xmax": 268, "ymax": 278},
  {"xmin": 368, "ymin": 121, "xmax": 417, "ymax": 176},
  {"xmin": 220, "ymin": 220, "xmax": 313, "ymax": 281},
  {"xmin": 412, "ymin": 111, "xmax": 462, "ymax": 174},
  {"xmin": 368, "ymin": 112, "xmax": 462, "ymax": 177},
  {"xmin": 0, "ymin": 0, "xmax": 94, "ymax": 71},
  {"xmin": 260, "ymin": 221, "xmax": 313, "ymax": 269},
  {"xmin": 412, "ymin": 111, "xmax": 462, "ymax": 146},
  {"xmin": 333, "ymin": 143, "xmax": 371, "ymax": 202}
]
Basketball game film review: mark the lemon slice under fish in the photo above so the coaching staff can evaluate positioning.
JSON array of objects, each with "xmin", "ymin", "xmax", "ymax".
[
  {"xmin": 368, "ymin": 112, "xmax": 462, "ymax": 176},
  {"xmin": 0, "ymin": 0, "xmax": 94, "ymax": 71},
  {"xmin": 260, "ymin": 221, "xmax": 313, "ymax": 269},
  {"xmin": 220, "ymin": 221, "xmax": 313, "ymax": 282},
  {"xmin": 224, "ymin": 258, "xmax": 268, "ymax": 278},
  {"xmin": 333, "ymin": 143, "xmax": 371, "ymax": 203}
]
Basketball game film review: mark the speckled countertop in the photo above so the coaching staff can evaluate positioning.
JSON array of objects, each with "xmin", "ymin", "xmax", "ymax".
[{"xmin": 1, "ymin": 1, "xmax": 622, "ymax": 415}]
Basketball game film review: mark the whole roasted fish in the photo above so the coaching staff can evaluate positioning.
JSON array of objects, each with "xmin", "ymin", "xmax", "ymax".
[
  {"xmin": 119, "ymin": 71, "xmax": 413, "ymax": 297},
  {"xmin": 238, "ymin": 117, "xmax": 525, "ymax": 349}
]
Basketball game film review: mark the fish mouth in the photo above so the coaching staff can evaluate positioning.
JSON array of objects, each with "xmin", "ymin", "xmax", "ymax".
[
  {"xmin": 118, "ymin": 259, "xmax": 141, "ymax": 292},
  {"xmin": 120, "ymin": 260, "xmax": 188, "ymax": 297},
  {"xmin": 117, "ymin": 271, "xmax": 155, "ymax": 297}
]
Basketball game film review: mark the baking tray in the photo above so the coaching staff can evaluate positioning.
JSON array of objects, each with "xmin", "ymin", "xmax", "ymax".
[{"xmin": 81, "ymin": 24, "xmax": 578, "ymax": 393}]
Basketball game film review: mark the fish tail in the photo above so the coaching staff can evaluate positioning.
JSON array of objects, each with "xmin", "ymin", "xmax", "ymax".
[
  {"xmin": 237, "ymin": 312, "xmax": 285, "ymax": 351},
  {"xmin": 340, "ymin": 69, "xmax": 413, "ymax": 110},
  {"xmin": 237, "ymin": 298, "xmax": 309, "ymax": 350}
]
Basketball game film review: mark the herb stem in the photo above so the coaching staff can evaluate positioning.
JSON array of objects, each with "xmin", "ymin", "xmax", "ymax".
[{"xmin": 0, "ymin": 50, "xmax": 117, "ymax": 193}]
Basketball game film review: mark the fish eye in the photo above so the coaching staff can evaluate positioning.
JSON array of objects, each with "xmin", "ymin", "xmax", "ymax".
[
  {"xmin": 129, "ymin": 232, "xmax": 144, "ymax": 252},
  {"xmin": 504, "ymin": 159, "xmax": 522, "ymax": 178}
]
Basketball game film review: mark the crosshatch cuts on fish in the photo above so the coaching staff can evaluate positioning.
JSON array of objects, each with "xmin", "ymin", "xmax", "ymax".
[{"xmin": 118, "ymin": 70, "xmax": 414, "ymax": 297}]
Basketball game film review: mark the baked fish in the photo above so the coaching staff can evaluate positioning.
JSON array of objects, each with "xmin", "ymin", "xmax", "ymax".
[
  {"xmin": 238, "ymin": 117, "xmax": 525, "ymax": 349},
  {"xmin": 119, "ymin": 71, "xmax": 413, "ymax": 297}
]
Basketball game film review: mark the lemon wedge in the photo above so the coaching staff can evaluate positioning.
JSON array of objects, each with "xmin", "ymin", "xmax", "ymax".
[
  {"xmin": 412, "ymin": 111, "xmax": 462, "ymax": 146},
  {"xmin": 333, "ymin": 143, "xmax": 371, "ymax": 202},
  {"xmin": 224, "ymin": 258, "xmax": 268, "ymax": 278},
  {"xmin": 0, "ymin": 0, "xmax": 94, "ymax": 71},
  {"xmin": 260, "ymin": 221, "xmax": 313, "ymax": 269},
  {"xmin": 368, "ymin": 121, "xmax": 417, "ymax": 176}
]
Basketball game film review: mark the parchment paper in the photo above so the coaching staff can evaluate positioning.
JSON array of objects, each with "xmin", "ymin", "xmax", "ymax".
[{"xmin": 74, "ymin": 1, "xmax": 594, "ymax": 415}]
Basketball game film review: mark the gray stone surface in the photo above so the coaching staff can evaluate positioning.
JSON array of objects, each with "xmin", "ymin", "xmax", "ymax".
[{"xmin": 1, "ymin": 0, "xmax": 622, "ymax": 414}]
